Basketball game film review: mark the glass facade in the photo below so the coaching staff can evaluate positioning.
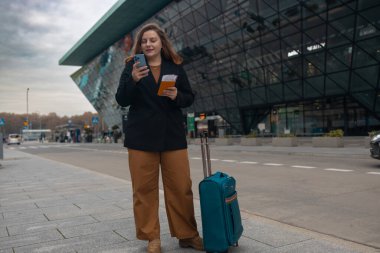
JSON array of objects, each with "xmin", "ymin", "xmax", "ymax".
[{"xmin": 71, "ymin": 0, "xmax": 380, "ymax": 136}]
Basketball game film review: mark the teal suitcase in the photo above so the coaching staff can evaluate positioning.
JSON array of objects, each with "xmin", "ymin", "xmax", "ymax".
[{"xmin": 199, "ymin": 133, "xmax": 243, "ymax": 253}]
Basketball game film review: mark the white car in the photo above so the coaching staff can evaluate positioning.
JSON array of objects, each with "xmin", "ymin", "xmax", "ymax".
[{"xmin": 7, "ymin": 134, "xmax": 21, "ymax": 145}]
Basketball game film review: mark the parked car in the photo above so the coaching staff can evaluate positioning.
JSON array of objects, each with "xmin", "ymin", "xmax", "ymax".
[
  {"xmin": 370, "ymin": 133, "xmax": 380, "ymax": 159},
  {"xmin": 7, "ymin": 134, "xmax": 21, "ymax": 145}
]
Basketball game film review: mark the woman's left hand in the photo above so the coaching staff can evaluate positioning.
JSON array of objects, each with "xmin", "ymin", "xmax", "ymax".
[{"xmin": 162, "ymin": 87, "xmax": 177, "ymax": 100}]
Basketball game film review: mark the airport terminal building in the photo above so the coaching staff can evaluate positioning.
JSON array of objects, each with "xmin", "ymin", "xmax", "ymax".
[{"xmin": 60, "ymin": 0, "xmax": 380, "ymax": 136}]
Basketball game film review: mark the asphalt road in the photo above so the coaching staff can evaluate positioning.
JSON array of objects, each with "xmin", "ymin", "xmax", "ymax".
[{"xmin": 6, "ymin": 142, "xmax": 380, "ymax": 249}]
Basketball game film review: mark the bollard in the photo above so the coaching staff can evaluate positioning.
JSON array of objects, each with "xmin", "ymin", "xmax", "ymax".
[{"xmin": 0, "ymin": 133, "xmax": 3, "ymax": 160}]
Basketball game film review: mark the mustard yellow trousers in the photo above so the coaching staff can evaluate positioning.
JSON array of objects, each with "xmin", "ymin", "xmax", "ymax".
[{"xmin": 128, "ymin": 148, "xmax": 199, "ymax": 241}]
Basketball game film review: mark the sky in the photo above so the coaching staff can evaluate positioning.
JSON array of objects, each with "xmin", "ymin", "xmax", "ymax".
[{"xmin": 0, "ymin": 0, "xmax": 119, "ymax": 116}]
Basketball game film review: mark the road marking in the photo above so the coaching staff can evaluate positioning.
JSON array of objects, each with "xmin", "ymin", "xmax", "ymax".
[
  {"xmin": 11, "ymin": 147, "xmax": 371, "ymax": 177},
  {"xmin": 221, "ymin": 160, "xmax": 236, "ymax": 163},
  {"xmin": 292, "ymin": 165, "xmax": 316, "ymax": 169},
  {"xmin": 239, "ymin": 161, "xmax": 258, "ymax": 164},
  {"xmin": 367, "ymin": 172, "xmax": 380, "ymax": 175},
  {"xmin": 324, "ymin": 168, "xmax": 353, "ymax": 172}
]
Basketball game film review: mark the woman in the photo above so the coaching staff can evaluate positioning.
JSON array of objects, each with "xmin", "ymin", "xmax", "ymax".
[{"xmin": 115, "ymin": 23, "xmax": 203, "ymax": 253}]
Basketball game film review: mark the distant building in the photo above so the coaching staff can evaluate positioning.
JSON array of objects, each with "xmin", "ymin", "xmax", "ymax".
[{"xmin": 60, "ymin": 0, "xmax": 380, "ymax": 136}]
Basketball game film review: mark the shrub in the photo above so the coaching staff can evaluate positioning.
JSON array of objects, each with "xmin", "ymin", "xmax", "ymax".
[
  {"xmin": 324, "ymin": 129, "xmax": 344, "ymax": 137},
  {"xmin": 246, "ymin": 132, "xmax": 257, "ymax": 138}
]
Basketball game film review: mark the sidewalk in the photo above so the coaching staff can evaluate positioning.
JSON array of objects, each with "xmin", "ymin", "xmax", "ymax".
[{"xmin": 0, "ymin": 149, "xmax": 378, "ymax": 253}]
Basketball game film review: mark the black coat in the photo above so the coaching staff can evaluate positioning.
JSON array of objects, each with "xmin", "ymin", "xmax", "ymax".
[{"xmin": 115, "ymin": 58, "xmax": 195, "ymax": 152}]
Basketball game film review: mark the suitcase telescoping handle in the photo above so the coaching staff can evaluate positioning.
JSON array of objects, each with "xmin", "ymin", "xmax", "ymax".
[{"xmin": 200, "ymin": 131, "xmax": 212, "ymax": 178}]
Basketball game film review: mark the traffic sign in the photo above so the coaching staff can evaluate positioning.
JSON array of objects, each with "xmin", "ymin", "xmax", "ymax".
[
  {"xmin": 0, "ymin": 118, "xmax": 5, "ymax": 126},
  {"xmin": 92, "ymin": 116, "xmax": 99, "ymax": 125},
  {"xmin": 187, "ymin": 113, "xmax": 195, "ymax": 132}
]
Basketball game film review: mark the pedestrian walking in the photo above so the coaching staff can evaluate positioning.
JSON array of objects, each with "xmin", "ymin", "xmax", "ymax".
[
  {"xmin": 39, "ymin": 132, "xmax": 45, "ymax": 143},
  {"xmin": 115, "ymin": 23, "xmax": 203, "ymax": 253}
]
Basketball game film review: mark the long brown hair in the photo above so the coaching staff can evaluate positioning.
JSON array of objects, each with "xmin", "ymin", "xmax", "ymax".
[{"xmin": 129, "ymin": 23, "xmax": 183, "ymax": 65}]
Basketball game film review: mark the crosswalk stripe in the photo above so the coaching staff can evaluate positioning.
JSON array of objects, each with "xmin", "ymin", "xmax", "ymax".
[
  {"xmin": 240, "ymin": 161, "xmax": 258, "ymax": 164},
  {"xmin": 367, "ymin": 172, "xmax": 380, "ymax": 175},
  {"xmin": 292, "ymin": 165, "xmax": 316, "ymax": 169},
  {"xmin": 263, "ymin": 163, "xmax": 283, "ymax": 166},
  {"xmin": 325, "ymin": 168, "xmax": 353, "ymax": 172},
  {"xmin": 221, "ymin": 160, "xmax": 236, "ymax": 162}
]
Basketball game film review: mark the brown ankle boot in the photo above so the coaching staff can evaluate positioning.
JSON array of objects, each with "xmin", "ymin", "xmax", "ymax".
[
  {"xmin": 147, "ymin": 239, "xmax": 161, "ymax": 253},
  {"xmin": 179, "ymin": 235, "xmax": 204, "ymax": 251}
]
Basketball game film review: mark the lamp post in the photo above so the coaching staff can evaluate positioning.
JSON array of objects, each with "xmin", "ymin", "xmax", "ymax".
[{"xmin": 26, "ymin": 88, "xmax": 29, "ymax": 129}]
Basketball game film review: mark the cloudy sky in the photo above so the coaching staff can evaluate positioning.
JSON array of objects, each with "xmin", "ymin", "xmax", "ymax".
[{"xmin": 0, "ymin": 0, "xmax": 118, "ymax": 116}]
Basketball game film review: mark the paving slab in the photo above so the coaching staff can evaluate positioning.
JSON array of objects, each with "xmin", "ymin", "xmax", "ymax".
[
  {"xmin": 7, "ymin": 215, "xmax": 97, "ymax": 236},
  {"xmin": 0, "ymin": 229, "xmax": 63, "ymax": 250},
  {"xmin": 0, "ymin": 226, "xmax": 8, "ymax": 238},
  {"xmin": 0, "ymin": 249, "xmax": 14, "ymax": 253},
  {"xmin": 112, "ymin": 199, "xmax": 136, "ymax": 210},
  {"xmin": 58, "ymin": 217, "xmax": 135, "ymax": 238},
  {"xmin": 243, "ymin": 218, "xmax": 312, "ymax": 247},
  {"xmin": 0, "ymin": 202, "xmax": 39, "ymax": 213},
  {"xmin": 13, "ymin": 231, "xmax": 126, "ymax": 253},
  {"xmin": 44, "ymin": 204, "xmax": 124, "ymax": 221},
  {"xmin": 1, "ymin": 213, "xmax": 49, "ymax": 227},
  {"xmin": 90, "ymin": 209, "xmax": 134, "ymax": 222},
  {"xmin": 3, "ymin": 204, "xmax": 80, "ymax": 220}
]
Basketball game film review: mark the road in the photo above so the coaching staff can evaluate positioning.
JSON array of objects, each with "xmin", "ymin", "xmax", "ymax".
[{"xmin": 5, "ymin": 142, "xmax": 380, "ymax": 249}]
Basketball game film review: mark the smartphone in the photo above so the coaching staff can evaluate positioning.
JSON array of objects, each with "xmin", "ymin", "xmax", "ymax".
[{"xmin": 134, "ymin": 54, "xmax": 147, "ymax": 68}]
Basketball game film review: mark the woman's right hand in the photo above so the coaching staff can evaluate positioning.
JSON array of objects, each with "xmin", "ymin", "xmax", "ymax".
[{"xmin": 132, "ymin": 62, "xmax": 149, "ymax": 82}]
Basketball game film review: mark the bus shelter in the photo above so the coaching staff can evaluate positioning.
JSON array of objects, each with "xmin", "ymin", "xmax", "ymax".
[
  {"xmin": 22, "ymin": 129, "xmax": 52, "ymax": 142},
  {"xmin": 54, "ymin": 124, "xmax": 82, "ymax": 143}
]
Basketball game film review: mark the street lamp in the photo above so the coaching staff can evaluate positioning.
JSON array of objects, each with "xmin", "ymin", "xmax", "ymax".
[{"xmin": 26, "ymin": 88, "xmax": 29, "ymax": 129}]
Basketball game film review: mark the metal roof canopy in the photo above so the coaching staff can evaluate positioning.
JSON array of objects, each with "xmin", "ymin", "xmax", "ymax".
[{"xmin": 59, "ymin": 0, "xmax": 172, "ymax": 66}]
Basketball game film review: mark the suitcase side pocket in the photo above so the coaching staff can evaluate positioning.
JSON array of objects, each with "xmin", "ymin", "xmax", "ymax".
[{"xmin": 225, "ymin": 192, "xmax": 244, "ymax": 245}]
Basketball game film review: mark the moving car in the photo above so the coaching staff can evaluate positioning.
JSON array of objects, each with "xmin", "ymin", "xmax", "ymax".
[
  {"xmin": 370, "ymin": 133, "xmax": 380, "ymax": 159},
  {"xmin": 7, "ymin": 134, "xmax": 21, "ymax": 145}
]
